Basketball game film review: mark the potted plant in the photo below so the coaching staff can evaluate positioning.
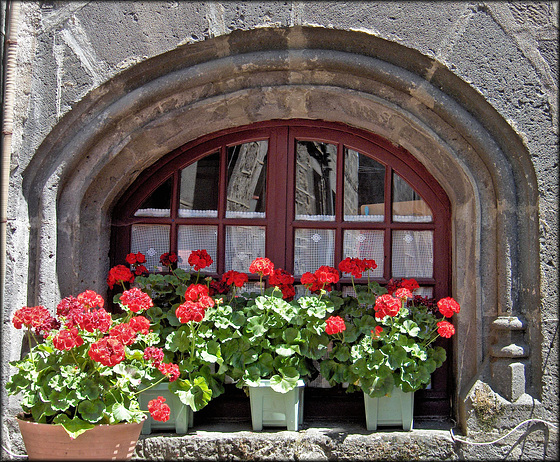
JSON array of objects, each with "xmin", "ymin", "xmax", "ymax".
[
  {"xmin": 109, "ymin": 249, "xmax": 231, "ymax": 434},
  {"xmin": 5, "ymin": 288, "xmax": 176, "ymax": 460},
  {"xmin": 220, "ymin": 258, "xmax": 337, "ymax": 431},
  {"xmin": 320, "ymin": 257, "xmax": 460, "ymax": 431}
]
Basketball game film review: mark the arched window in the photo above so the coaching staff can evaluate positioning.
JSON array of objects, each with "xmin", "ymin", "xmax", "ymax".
[{"xmin": 112, "ymin": 120, "xmax": 452, "ymax": 421}]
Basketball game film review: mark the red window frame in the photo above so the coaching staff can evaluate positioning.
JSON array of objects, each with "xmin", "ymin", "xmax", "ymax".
[{"xmin": 111, "ymin": 119, "xmax": 452, "ymax": 420}]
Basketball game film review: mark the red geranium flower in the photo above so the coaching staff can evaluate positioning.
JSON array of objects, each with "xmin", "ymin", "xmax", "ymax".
[
  {"xmin": 148, "ymin": 396, "xmax": 171, "ymax": 422},
  {"xmin": 185, "ymin": 284, "xmax": 209, "ymax": 302},
  {"xmin": 158, "ymin": 362, "xmax": 180, "ymax": 382},
  {"xmin": 394, "ymin": 288, "xmax": 413, "ymax": 300},
  {"xmin": 188, "ymin": 249, "xmax": 213, "ymax": 271},
  {"xmin": 374, "ymin": 294, "xmax": 401, "ymax": 319},
  {"xmin": 107, "ymin": 265, "xmax": 135, "ymax": 289},
  {"xmin": 338, "ymin": 257, "xmax": 366, "ymax": 278},
  {"xmin": 12, "ymin": 305, "xmax": 51, "ymax": 330},
  {"xmin": 399, "ymin": 278, "xmax": 420, "ymax": 293},
  {"xmin": 108, "ymin": 323, "xmax": 137, "ymax": 346},
  {"xmin": 129, "ymin": 316, "xmax": 151, "ymax": 335},
  {"xmin": 221, "ymin": 270, "xmax": 248, "ymax": 288},
  {"xmin": 53, "ymin": 327, "xmax": 84, "ymax": 350},
  {"xmin": 249, "ymin": 257, "xmax": 274, "ymax": 276},
  {"xmin": 159, "ymin": 252, "xmax": 178, "ymax": 267},
  {"xmin": 176, "ymin": 301, "xmax": 206, "ymax": 323},
  {"xmin": 437, "ymin": 297, "xmax": 461, "ymax": 318},
  {"xmin": 88, "ymin": 337, "xmax": 126, "ymax": 367},
  {"xmin": 437, "ymin": 320, "xmax": 455, "ymax": 338},
  {"xmin": 372, "ymin": 326, "xmax": 384, "ymax": 338},
  {"xmin": 119, "ymin": 287, "xmax": 153, "ymax": 313},
  {"xmin": 143, "ymin": 346, "xmax": 165, "ymax": 368},
  {"xmin": 76, "ymin": 308, "xmax": 113, "ymax": 333},
  {"xmin": 325, "ymin": 315, "xmax": 346, "ymax": 335}
]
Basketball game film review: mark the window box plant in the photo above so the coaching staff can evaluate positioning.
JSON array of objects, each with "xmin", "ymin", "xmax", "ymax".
[
  {"xmin": 320, "ymin": 258, "xmax": 460, "ymax": 430},
  {"xmin": 219, "ymin": 258, "xmax": 338, "ymax": 431},
  {"xmin": 6, "ymin": 288, "xmax": 176, "ymax": 460},
  {"xmin": 109, "ymin": 250, "xmax": 233, "ymax": 434}
]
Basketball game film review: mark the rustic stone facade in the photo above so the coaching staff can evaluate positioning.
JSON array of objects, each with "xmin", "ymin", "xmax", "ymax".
[{"xmin": 1, "ymin": 2, "xmax": 557, "ymax": 460}]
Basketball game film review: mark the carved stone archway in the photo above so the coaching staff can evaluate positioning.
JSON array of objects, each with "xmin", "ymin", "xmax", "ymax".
[{"xmin": 22, "ymin": 26, "xmax": 540, "ymax": 430}]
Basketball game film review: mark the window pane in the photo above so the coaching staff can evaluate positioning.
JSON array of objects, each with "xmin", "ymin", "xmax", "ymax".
[
  {"xmin": 392, "ymin": 172, "xmax": 432, "ymax": 222},
  {"xmin": 226, "ymin": 141, "xmax": 268, "ymax": 218},
  {"xmin": 295, "ymin": 141, "xmax": 337, "ymax": 221},
  {"xmin": 343, "ymin": 230, "xmax": 384, "ymax": 278},
  {"xmin": 131, "ymin": 225, "xmax": 170, "ymax": 272},
  {"xmin": 177, "ymin": 225, "xmax": 218, "ymax": 272},
  {"xmin": 179, "ymin": 152, "xmax": 219, "ymax": 218},
  {"xmin": 225, "ymin": 226, "xmax": 266, "ymax": 272},
  {"xmin": 135, "ymin": 178, "xmax": 172, "ymax": 217},
  {"xmin": 344, "ymin": 149, "xmax": 385, "ymax": 222},
  {"xmin": 294, "ymin": 228, "xmax": 335, "ymax": 276},
  {"xmin": 392, "ymin": 230, "xmax": 433, "ymax": 278}
]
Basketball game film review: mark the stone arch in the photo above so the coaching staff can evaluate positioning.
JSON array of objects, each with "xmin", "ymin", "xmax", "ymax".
[{"xmin": 22, "ymin": 26, "xmax": 540, "ymax": 429}]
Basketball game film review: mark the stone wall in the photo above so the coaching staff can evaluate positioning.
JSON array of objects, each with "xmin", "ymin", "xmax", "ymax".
[{"xmin": 1, "ymin": 2, "xmax": 557, "ymax": 460}]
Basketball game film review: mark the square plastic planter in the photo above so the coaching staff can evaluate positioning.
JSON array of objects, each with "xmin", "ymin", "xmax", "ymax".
[
  {"xmin": 363, "ymin": 388, "xmax": 414, "ymax": 431},
  {"xmin": 249, "ymin": 379, "xmax": 305, "ymax": 431},
  {"xmin": 139, "ymin": 383, "xmax": 193, "ymax": 434}
]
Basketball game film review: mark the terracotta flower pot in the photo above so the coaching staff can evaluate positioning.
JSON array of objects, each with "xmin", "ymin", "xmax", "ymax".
[{"xmin": 16, "ymin": 415, "xmax": 144, "ymax": 460}]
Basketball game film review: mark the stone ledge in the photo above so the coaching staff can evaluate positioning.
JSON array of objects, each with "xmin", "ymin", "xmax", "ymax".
[{"xmin": 134, "ymin": 421, "xmax": 457, "ymax": 461}]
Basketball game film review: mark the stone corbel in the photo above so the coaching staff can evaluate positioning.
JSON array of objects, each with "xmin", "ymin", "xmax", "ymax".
[{"xmin": 489, "ymin": 316, "xmax": 529, "ymax": 402}]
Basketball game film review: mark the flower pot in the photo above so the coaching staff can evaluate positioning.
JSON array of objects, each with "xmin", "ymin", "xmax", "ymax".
[
  {"xmin": 363, "ymin": 388, "xmax": 414, "ymax": 431},
  {"xmin": 139, "ymin": 383, "xmax": 193, "ymax": 434},
  {"xmin": 16, "ymin": 414, "xmax": 143, "ymax": 460},
  {"xmin": 249, "ymin": 379, "xmax": 305, "ymax": 431}
]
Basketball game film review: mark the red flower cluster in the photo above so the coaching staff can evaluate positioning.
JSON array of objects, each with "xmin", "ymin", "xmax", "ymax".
[
  {"xmin": 77, "ymin": 290, "xmax": 105, "ymax": 309},
  {"xmin": 143, "ymin": 346, "xmax": 165, "ymax": 368},
  {"xmin": 325, "ymin": 315, "xmax": 346, "ymax": 335},
  {"xmin": 371, "ymin": 326, "xmax": 384, "ymax": 338},
  {"xmin": 107, "ymin": 265, "xmax": 135, "ymax": 289},
  {"xmin": 12, "ymin": 305, "xmax": 57, "ymax": 337},
  {"xmin": 249, "ymin": 257, "xmax": 275, "ymax": 276},
  {"xmin": 108, "ymin": 323, "xmax": 137, "ymax": 346},
  {"xmin": 188, "ymin": 249, "xmax": 213, "ymax": 271},
  {"xmin": 88, "ymin": 337, "xmax": 126, "ymax": 367},
  {"xmin": 437, "ymin": 297, "xmax": 461, "ymax": 318},
  {"xmin": 119, "ymin": 287, "xmax": 154, "ymax": 313},
  {"xmin": 301, "ymin": 266, "xmax": 340, "ymax": 293},
  {"xmin": 125, "ymin": 252, "xmax": 148, "ymax": 276},
  {"xmin": 157, "ymin": 362, "xmax": 180, "ymax": 381},
  {"xmin": 269, "ymin": 268, "xmax": 296, "ymax": 300},
  {"xmin": 159, "ymin": 252, "xmax": 178, "ymax": 267},
  {"xmin": 374, "ymin": 294, "xmax": 401, "ymax": 319},
  {"xmin": 129, "ymin": 316, "xmax": 151, "ymax": 335},
  {"xmin": 148, "ymin": 396, "xmax": 171, "ymax": 422},
  {"xmin": 74, "ymin": 308, "xmax": 113, "ymax": 333},
  {"xmin": 176, "ymin": 284, "xmax": 214, "ymax": 323},
  {"xmin": 400, "ymin": 278, "xmax": 420, "ymax": 293},
  {"xmin": 221, "ymin": 270, "xmax": 249, "ymax": 288},
  {"xmin": 437, "ymin": 320, "xmax": 455, "ymax": 338},
  {"xmin": 53, "ymin": 326, "xmax": 84, "ymax": 350},
  {"xmin": 394, "ymin": 288, "xmax": 413, "ymax": 300},
  {"xmin": 338, "ymin": 257, "xmax": 377, "ymax": 278}
]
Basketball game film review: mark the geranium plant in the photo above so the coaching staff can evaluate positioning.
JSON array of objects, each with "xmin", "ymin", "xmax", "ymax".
[
  {"xmin": 320, "ymin": 258, "xmax": 460, "ymax": 398},
  {"xmin": 220, "ymin": 258, "xmax": 337, "ymax": 393},
  {"xmin": 109, "ymin": 249, "xmax": 235, "ymax": 413},
  {"xmin": 6, "ymin": 289, "xmax": 176, "ymax": 438}
]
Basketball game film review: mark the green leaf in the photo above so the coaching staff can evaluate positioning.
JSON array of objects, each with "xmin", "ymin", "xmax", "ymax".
[
  {"xmin": 111, "ymin": 403, "xmax": 134, "ymax": 422},
  {"xmin": 165, "ymin": 328, "xmax": 192, "ymax": 353},
  {"xmin": 170, "ymin": 377, "xmax": 212, "ymax": 411},
  {"xmin": 52, "ymin": 414, "xmax": 96, "ymax": 439},
  {"xmin": 402, "ymin": 319, "xmax": 421, "ymax": 337},
  {"xmin": 78, "ymin": 399, "xmax": 105, "ymax": 423}
]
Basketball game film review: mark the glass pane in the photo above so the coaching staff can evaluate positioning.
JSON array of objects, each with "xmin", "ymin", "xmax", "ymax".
[
  {"xmin": 295, "ymin": 141, "xmax": 337, "ymax": 221},
  {"xmin": 130, "ymin": 225, "xmax": 170, "ymax": 272},
  {"xmin": 343, "ymin": 230, "xmax": 384, "ymax": 278},
  {"xmin": 293, "ymin": 228, "xmax": 335, "ymax": 276},
  {"xmin": 177, "ymin": 225, "xmax": 218, "ymax": 272},
  {"xmin": 134, "ymin": 178, "xmax": 172, "ymax": 217},
  {"xmin": 392, "ymin": 172, "xmax": 432, "ymax": 222},
  {"xmin": 392, "ymin": 230, "xmax": 433, "ymax": 278},
  {"xmin": 225, "ymin": 226, "xmax": 266, "ymax": 272},
  {"xmin": 226, "ymin": 141, "xmax": 268, "ymax": 218},
  {"xmin": 178, "ymin": 152, "xmax": 219, "ymax": 218},
  {"xmin": 344, "ymin": 149, "xmax": 385, "ymax": 222}
]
